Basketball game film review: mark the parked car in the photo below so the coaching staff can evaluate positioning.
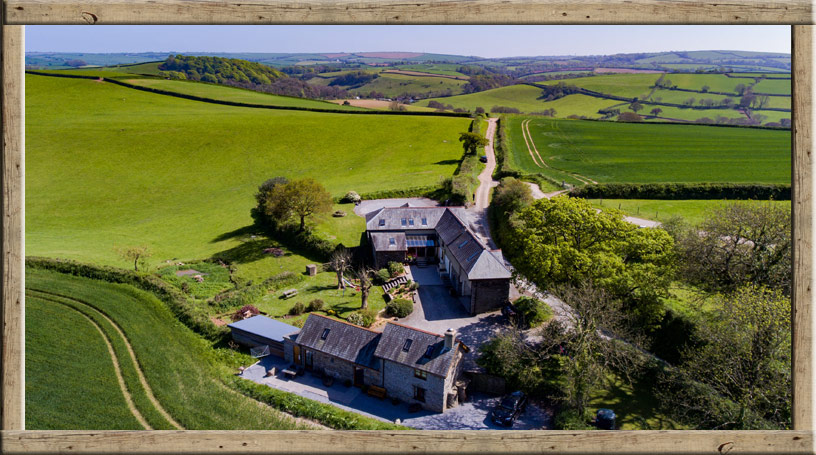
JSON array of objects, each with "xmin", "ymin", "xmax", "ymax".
[
  {"xmin": 490, "ymin": 390, "xmax": 528, "ymax": 426},
  {"xmin": 479, "ymin": 155, "xmax": 488, "ymax": 163},
  {"xmin": 501, "ymin": 303, "xmax": 517, "ymax": 320}
]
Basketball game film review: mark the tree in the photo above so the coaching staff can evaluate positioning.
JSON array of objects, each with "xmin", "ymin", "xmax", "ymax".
[
  {"xmin": 492, "ymin": 177, "xmax": 533, "ymax": 216},
  {"xmin": 474, "ymin": 106, "xmax": 485, "ymax": 115},
  {"xmin": 734, "ymin": 83, "xmax": 747, "ymax": 95},
  {"xmin": 355, "ymin": 267, "xmax": 373, "ymax": 309},
  {"xmin": 116, "ymin": 245, "xmax": 151, "ymax": 271},
  {"xmin": 670, "ymin": 202, "xmax": 791, "ymax": 294},
  {"xmin": 388, "ymin": 100, "xmax": 406, "ymax": 111},
  {"xmin": 629, "ymin": 101, "xmax": 643, "ymax": 113},
  {"xmin": 458, "ymin": 132, "xmax": 488, "ymax": 155},
  {"xmin": 329, "ymin": 248, "xmax": 352, "ymax": 290},
  {"xmin": 664, "ymin": 285, "xmax": 791, "ymax": 429},
  {"xmin": 253, "ymin": 176, "xmax": 290, "ymax": 226},
  {"xmin": 617, "ymin": 112, "xmax": 643, "ymax": 122},
  {"xmin": 503, "ymin": 196, "xmax": 675, "ymax": 324},
  {"xmin": 650, "ymin": 107, "xmax": 663, "ymax": 117},
  {"xmin": 701, "ymin": 85, "xmax": 710, "ymax": 93}
]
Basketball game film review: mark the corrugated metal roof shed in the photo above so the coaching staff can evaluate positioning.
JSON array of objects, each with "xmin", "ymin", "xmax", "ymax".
[{"xmin": 227, "ymin": 315, "xmax": 299, "ymax": 343}]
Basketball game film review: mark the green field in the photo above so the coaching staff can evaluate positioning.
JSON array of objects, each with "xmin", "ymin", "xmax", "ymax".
[
  {"xmin": 643, "ymin": 105, "xmax": 749, "ymax": 122},
  {"xmin": 589, "ymin": 199, "xmax": 791, "ymax": 225},
  {"xmin": 25, "ymin": 268, "xmax": 310, "ymax": 430},
  {"xmin": 25, "ymin": 296, "xmax": 145, "ymax": 430},
  {"xmin": 26, "ymin": 74, "xmax": 470, "ymax": 267},
  {"xmin": 395, "ymin": 63, "xmax": 468, "ymax": 77},
  {"xmin": 664, "ymin": 74, "xmax": 757, "ymax": 93},
  {"xmin": 505, "ymin": 116, "xmax": 790, "ymax": 184},
  {"xmin": 417, "ymin": 85, "xmax": 616, "ymax": 117},
  {"xmin": 125, "ymin": 78, "xmax": 365, "ymax": 110},
  {"xmin": 752, "ymin": 78, "xmax": 793, "ymax": 95},
  {"xmin": 538, "ymin": 74, "xmax": 661, "ymax": 99},
  {"xmin": 350, "ymin": 72, "xmax": 468, "ymax": 97}
]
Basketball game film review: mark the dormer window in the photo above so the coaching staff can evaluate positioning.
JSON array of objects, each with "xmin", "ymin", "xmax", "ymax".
[
  {"xmin": 379, "ymin": 219, "xmax": 385, "ymax": 227},
  {"xmin": 320, "ymin": 328, "xmax": 330, "ymax": 340},
  {"xmin": 403, "ymin": 339, "xmax": 413, "ymax": 351},
  {"xmin": 423, "ymin": 345, "xmax": 434, "ymax": 358},
  {"xmin": 401, "ymin": 218, "xmax": 407, "ymax": 226},
  {"xmin": 389, "ymin": 237, "xmax": 396, "ymax": 246},
  {"xmin": 408, "ymin": 219, "xmax": 414, "ymax": 226},
  {"xmin": 421, "ymin": 218, "xmax": 428, "ymax": 226}
]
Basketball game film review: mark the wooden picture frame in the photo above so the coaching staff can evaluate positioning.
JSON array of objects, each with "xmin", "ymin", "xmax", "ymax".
[{"xmin": 1, "ymin": 2, "xmax": 812, "ymax": 453}]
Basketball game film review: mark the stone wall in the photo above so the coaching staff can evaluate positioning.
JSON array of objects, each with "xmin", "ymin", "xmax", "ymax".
[
  {"xmin": 470, "ymin": 279, "xmax": 511, "ymax": 314},
  {"xmin": 382, "ymin": 360, "xmax": 447, "ymax": 412},
  {"xmin": 374, "ymin": 250, "xmax": 406, "ymax": 269}
]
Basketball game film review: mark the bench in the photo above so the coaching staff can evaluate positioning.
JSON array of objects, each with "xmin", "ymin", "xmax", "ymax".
[
  {"xmin": 282, "ymin": 288, "xmax": 299, "ymax": 299},
  {"xmin": 367, "ymin": 385, "xmax": 387, "ymax": 399},
  {"xmin": 282, "ymin": 368, "xmax": 298, "ymax": 379}
]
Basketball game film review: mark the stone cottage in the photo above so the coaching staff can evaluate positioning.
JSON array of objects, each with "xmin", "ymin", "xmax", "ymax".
[
  {"xmin": 365, "ymin": 204, "xmax": 512, "ymax": 314},
  {"xmin": 284, "ymin": 313, "xmax": 466, "ymax": 412}
]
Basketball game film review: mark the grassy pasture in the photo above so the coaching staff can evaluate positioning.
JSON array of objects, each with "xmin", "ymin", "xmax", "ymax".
[
  {"xmin": 589, "ymin": 199, "xmax": 791, "ymax": 225},
  {"xmin": 26, "ymin": 74, "xmax": 469, "ymax": 267},
  {"xmin": 643, "ymin": 106, "xmax": 748, "ymax": 122},
  {"xmin": 395, "ymin": 63, "xmax": 468, "ymax": 77},
  {"xmin": 417, "ymin": 85, "xmax": 616, "ymax": 117},
  {"xmin": 25, "ymin": 296, "xmax": 145, "ymax": 430},
  {"xmin": 752, "ymin": 78, "xmax": 792, "ymax": 95},
  {"xmin": 125, "ymin": 78, "xmax": 365, "ymax": 110},
  {"xmin": 112, "ymin": 62, "xmax": 163, "ymax": 75},
  {"xmin": 505, "ymin": 116, "xmax": 791, "ymax": 184},
  {"xmin": 349, "ymin": 72, "xmax": 468, "ymax": 97},
  {"xmin": 649, "ymin": 89, "xmax": 736, "ymax": 106},
  {"xmin": 538, "ymin": 74, "xmax": 661, "ymax": 99},
  {"xmin": 664, "ymin": 74, "xmax": 752, "ymax": 93},
  {"xmin": 25, "ymin": 268, "xmax": 310, "ymax": 430}
]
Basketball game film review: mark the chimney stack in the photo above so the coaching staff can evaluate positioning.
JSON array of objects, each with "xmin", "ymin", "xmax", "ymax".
[{"xmin": 444, "ymin": 328, "xmax": 456, "ymax": 350}]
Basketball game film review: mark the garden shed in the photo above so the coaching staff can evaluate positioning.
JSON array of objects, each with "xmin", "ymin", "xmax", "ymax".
[{"xmin": 228, "ymin": 315, "xmax": 299, "ymax": 358}]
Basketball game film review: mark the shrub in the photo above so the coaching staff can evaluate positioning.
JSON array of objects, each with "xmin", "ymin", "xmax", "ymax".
[
  {"xmin": 514, "ymin": 296, "xmax": 552, "ymax": 329},
  {"xmin": 326, "ymin": 309, "xmax": 336, "ymax": 316},
  {"xmin": 408, "ymin": 281, "xmax": 420, "ymax": 291},
  {"xmin": 307, "ymin": 299, "xmax": 325, "ymax": 312},
  {"xmin": 289, "ymin": 302, "xmax": 305, "ymax": 316},
  {"xmin": 376, "ymin": 268, "xmax": 391, "ymax": 284},
  {"xmin": 340, "ymin": 191, "xmax": 361, "ymax": 204},
  {"xmin": 210, "ymin": 271, "xmax": 302, "ymax": 311},
  {"xmin": 387, "ymin": 261, "xmax": 404, "ymax": 278},
  {"xmin": 231, "ymin": 304, "xmax": 260, "ymax": 321},
  {"xmin": 348, "ymin": 309, "xmax": 377, "ymax": 328},
  {"xmin": 386, "ymin": 298, "xmax": 414, "ymax": 318},
  {"xmin": 553, "ymin": 409, "xmax": 595, "ymax": 430},
  {"xmin": 346, "ymin": 312, "xmax": 364, "ymax": 326},
  {"xmin": 569, "ymin": 182, "xmax": 791, "ymax": 201}
]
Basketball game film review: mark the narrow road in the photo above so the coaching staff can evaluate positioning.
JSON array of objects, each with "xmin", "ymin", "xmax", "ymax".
[{"xmin": 473, "ymin": 117, "xmax": 499, "ymax": 211}]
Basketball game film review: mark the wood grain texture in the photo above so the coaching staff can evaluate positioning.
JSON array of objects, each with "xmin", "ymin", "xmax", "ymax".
[
  {"xmin": 2, "ymin": 0, "xmax": 813, "ymax": 25},
  {"xmin": 0, "ymin": 430, "xmax": 813, "ymax": 454},
  {"xmin": 792, "ymin": 25, "xmax": 814, "ymax": 432},
  {"xmin": 1, "ymin": 24, "xmax": 24, "ymax": 432}
]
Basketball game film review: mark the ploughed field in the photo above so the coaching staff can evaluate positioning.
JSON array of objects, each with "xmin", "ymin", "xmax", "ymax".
[
  {"xmin": 505, "ymin": 116, "xmax": 791, "ymax": 184},
  {"xmin": 25, "ymin": 74, "xmax": 470, "ymax": 266}
]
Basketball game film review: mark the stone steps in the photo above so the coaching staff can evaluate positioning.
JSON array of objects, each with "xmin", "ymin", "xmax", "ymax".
[{"xmin": 383, "ymin": 275, "xmax": 408, "ymax": 292}]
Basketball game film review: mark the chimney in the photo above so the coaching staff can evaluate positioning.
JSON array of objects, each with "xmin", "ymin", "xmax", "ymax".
[{"xmin": 444, "ymin": 328, "xmax": 456, "ymax": 351}]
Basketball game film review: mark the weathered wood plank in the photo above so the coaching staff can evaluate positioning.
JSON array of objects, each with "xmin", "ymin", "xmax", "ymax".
[
  {"xmin": 2, "ymin": 0, "xmax": 813, "ymax": 25},
  {"xmin": 792, "ymin": 25, "xmax": 814, "ymax": 432},
  {"xmin": 1, "ymin": 430, "xmax": 813, "ymax": 454},
  {"xmin": 1, "ymin": 24, "xmax": 24, "ymax": 432}
]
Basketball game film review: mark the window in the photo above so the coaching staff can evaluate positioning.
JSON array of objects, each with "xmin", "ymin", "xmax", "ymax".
[
  {"xmin": 414, "ymin": 386, "xmax": 426, "ymax": 402},
  {"xmin": 403, "ymin": 339, "xmax": 413, "ymax": 352},
  {"xmin": 409, "ymin": 218, "xmax": 414, "ymax": 226},
  {"xmin": 459, "ymin": 240, "xmax": 469, "ymax": 248},
  {"xmin": 320, "ymin": 328, "xmax": 330, "ymax": 340},
  {"xmin": 466, "ymin": 251, "xmax": 479, "ymax": 262},
  {"xmin": 389, "ymin": 237, "xmax": 396, "ymax": 246},
  {"xmin": 421, "ymin": 217, "xmax": 428, "ymax": 226},
  {"xmin": 414, "ymin": 369, "xmax": 427, "ymax": 380},
  {"xmin": 379, "ymin": 219, "xmax": 385, "ymax": 227},
  {"xmin": 401, "ymin": 218, "xmax": 407, "ymax": 226},
  {"xmin": 423, "ymin": 345, "xmax": 434, "ymax": 358}
]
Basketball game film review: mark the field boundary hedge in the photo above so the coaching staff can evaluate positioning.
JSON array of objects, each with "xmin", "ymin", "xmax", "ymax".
[
  {"xmin": 26, "ymin": 71, "xmax": 472, "ymax": 118},
  {"xmin": 25, "ymin": 257, "xmax": 229, "ymax": 342},
  {"xmin": 570, "ymin": 183, "xmax": 791, "ymax": 200}
]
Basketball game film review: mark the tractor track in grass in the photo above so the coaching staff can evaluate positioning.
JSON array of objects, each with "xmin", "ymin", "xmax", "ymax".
[
  {"xmin": 25, "ymin": 288, "xmax": 184, "ymax": 430},
  {"xmin": 520, "ymin": 118, "xmax": 597, "ymax": 185},
  {"xmin": 26, "ymin": 292, "xmax": 151, "ymax": 430}
]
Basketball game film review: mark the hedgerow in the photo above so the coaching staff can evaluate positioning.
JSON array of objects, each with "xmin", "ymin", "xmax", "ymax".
[{"xmin": 570, "ymin": 183, "xmax": 791, "ymax": 200}]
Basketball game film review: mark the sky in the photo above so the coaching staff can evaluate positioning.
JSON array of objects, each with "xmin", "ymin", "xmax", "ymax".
[{"xmin": 25, "ymin": 25, "xmax": 791, "ymax": 58}]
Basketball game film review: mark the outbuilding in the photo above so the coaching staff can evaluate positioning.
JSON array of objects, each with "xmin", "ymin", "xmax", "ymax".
[{"xmin": 228, "ymin": 315, "xmax": 299, "ymax": 358}]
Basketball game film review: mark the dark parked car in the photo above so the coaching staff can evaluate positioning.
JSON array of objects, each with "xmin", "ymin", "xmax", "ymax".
[
  {"xmin": 594, "ymin": 408, "xmax": 616, "ymax": 430},
  {"xmin": 491, "ymin": 391, "xmax": 528, "ymax": 426},
  {"xmin": 479, "ymin": 155, "xmax": 488, "ymax": 163},
  {"xmin": 501, "ymin": 303, "xmax": 517, "ymax": 320}
]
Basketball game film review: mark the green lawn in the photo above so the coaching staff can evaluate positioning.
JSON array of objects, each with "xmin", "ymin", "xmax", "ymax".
[
  {"xmin": 25, "ymin": 296, "xmax": 145, "ymax": 430},
  {"xmin": 589, "ymin": 373, "xmax": 687, "ymax": 430},
  {"xmin": 126, "ymin": 78, "xmax": 366, "ymax": 111},
  {"xmin": 26, "ymin": 74, "xmax": 470, "ymax": 267},
  {"xmin": 25, "ymin": 267, "xmax": 310, "ymax": 430},
  {"xmin": 505, "ymin": 116, "xmax": 790, "ymax": 184},
  {"xmin": 589, "ymin": 199, "xmax": 791, "ymax": 225}
]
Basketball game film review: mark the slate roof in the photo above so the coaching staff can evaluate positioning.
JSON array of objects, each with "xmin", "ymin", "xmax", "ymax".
[
  {"xmin": 366, "ymin": 206, "xmax": 511, "ymax": 280},
  {"xmin": 370, "ymin": 232, "xmax": 406, "ymax": 251},
  {"xmin": 227, "ymin": 315, "xmax": 299, "ymax": 342},
  {"xmin": 297, "ymin": 314, "xmax": 381, "ymax": 370},
  {"xmin": 374, "ymin": 323, "xmax": 463, "ymax": 377}
]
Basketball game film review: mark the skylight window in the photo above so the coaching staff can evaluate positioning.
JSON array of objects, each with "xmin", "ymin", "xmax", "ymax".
[
  {"xmin": 320, "ymin": 328, "xmax": 330, "ymax": 340},
  {"xmin": 423, "ymin": 345, "xmax": 434, "ymax": 358},
  {"xmin": 379, "ymin": 219, "xmax": 385, "ymax": 226},
  {"xmin": 466, "ymin": 252, "xmax": 479, "ymax": 262},
  {"xmin": 403, "ymin": 339, "xmax": 413, "ymax": 352},
  {"xmin": 389, "ymin": 237, "xmax": 396, "ymax": 245},
  {"xmin": 459, "ymin": 240, "xmax": 469, "ymax": 248}
]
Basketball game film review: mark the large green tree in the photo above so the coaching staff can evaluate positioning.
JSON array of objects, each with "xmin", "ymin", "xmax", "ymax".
[
  {"xmin": 458, "ymin": 132, "xmax": 488, "ymax": 155},
  {"xmin": 254, "ymin": 177, "xmax": 333, "ymax": 231},
  {"xmin": 505, "ymin": 196, "xmax": 676, "ymax": 324}
]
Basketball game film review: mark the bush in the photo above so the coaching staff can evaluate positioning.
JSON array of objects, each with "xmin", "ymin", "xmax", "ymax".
[
  {"xmin": 307, "ymin": 299, "xmax": 325, "ymax": 312},
  {"xmin": 570, "ymin": 182, "xmax": 791, "ymax": 201},
  {"xmin": 386, "ymin": 298, "xmax": 414, "ymax": 318},
  {"xmin": 289, "ymin": 302, "xmax": 305, "ymax": 316},
  {"xmin": 348, "ymin": 309, "xmax": 377, "ymax": 328},
  {"xmin": 387, "ymin": 261, "xmax": 404, "ymax": 278},
  {"xmin": 340, "ymin": 191, "xmax": 361, "ymax": 204},
  {"xmin": 376, "ymin": 268, "xmax": 391, "ymax": 284},
  {"xmin": 408, "ymin": 281, "xmax": 419, "ymax": 291},
  {"xmin": 553, "ymin": 409, "xmax": 595, "ymax": 430},
  {"xmin": 326, "ymin": 309, "xmax": 336, "ymax": 316},
  {"xmin": 514, "ymin": 296, "xmax": 552, "ymax": 329},
  {"xmin": 231, "ymin": 304, "xmax": 260, "ymax": 321},
  {"xmin": 210, "ymin": 271, "xmax": 302, "ymax": 311}
]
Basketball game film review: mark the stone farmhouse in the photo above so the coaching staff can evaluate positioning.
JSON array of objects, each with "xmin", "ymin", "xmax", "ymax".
[
  {"xmin": 283, "ymin": 313, "xmax": 467, "ymax": 412},
  {"xmin": 365, "ymin": 204, "xmax": 512, "ymax": 314}
]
